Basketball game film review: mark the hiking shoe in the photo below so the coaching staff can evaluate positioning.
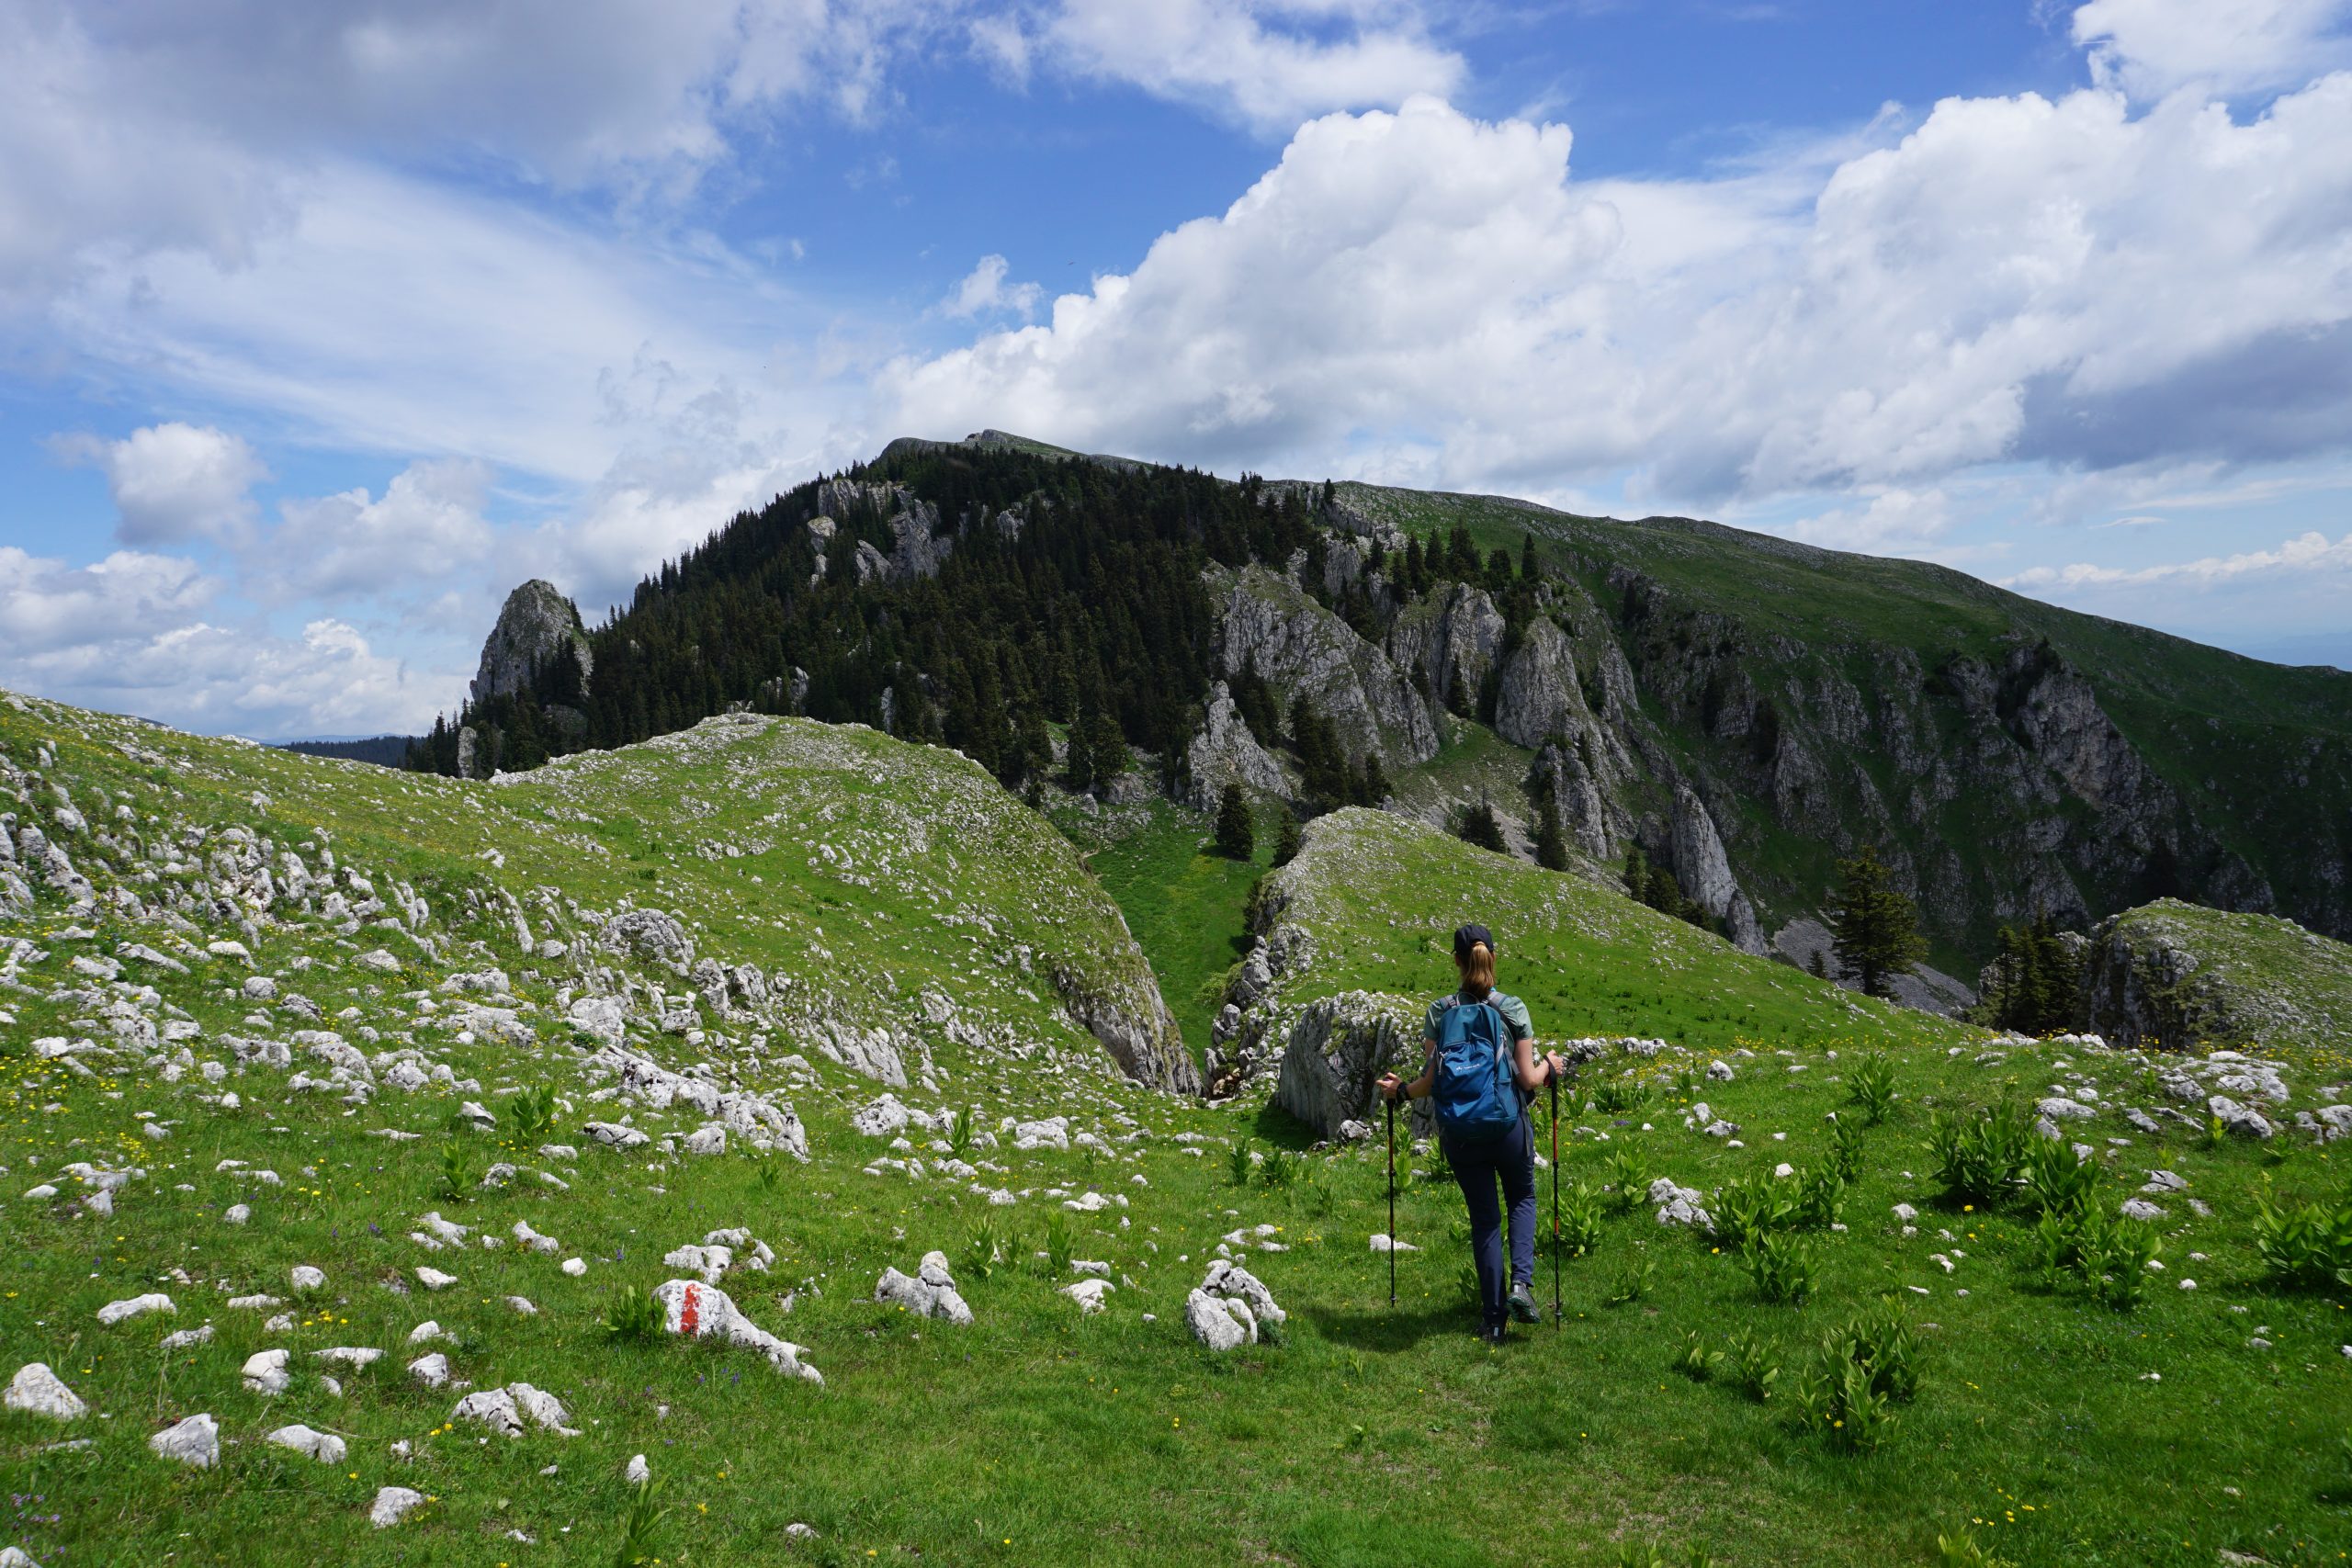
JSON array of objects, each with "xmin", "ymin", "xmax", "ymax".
[
  {"xmin": 1508, "ymin": 1285, "xmax": 1541, "ymax": 1324},
  {"xmin": 1477, "ymin": 1324, "xmax": 1508, "ymax": 1346}
]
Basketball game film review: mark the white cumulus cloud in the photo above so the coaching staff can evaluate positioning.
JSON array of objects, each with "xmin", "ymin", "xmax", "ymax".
[
  {"xmin": 2003, "ymin": 528, "xmax": 2352, "ymax": 590},
  {"xmin": 265, "ymin": 457, "xmax": 496, "ymax": 600},
  {"xmin": 50, "ymin": 423, "xmax": 269, "ymax": 547},
  {"xmin": 2072, "ymin": 0, "xmax": 2352, "ymax": 99},
  {"xmin": 943, "ymin": 254, "xmax": 1043, "ymax": 320},
  {"xmin": 881, "ymin": 69, "xmax": 2352, "ymax": 511}
]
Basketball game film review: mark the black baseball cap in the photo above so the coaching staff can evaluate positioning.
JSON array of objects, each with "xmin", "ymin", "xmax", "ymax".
[{"xmin": 1453, "ymin": 923, "xmax": 1495, "ymax": 959}]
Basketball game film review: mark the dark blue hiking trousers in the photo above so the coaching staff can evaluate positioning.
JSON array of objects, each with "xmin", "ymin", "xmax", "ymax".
[{"xmin": 1441, "ymin": 1113, "xmax": 1536, "ymax": 1332}]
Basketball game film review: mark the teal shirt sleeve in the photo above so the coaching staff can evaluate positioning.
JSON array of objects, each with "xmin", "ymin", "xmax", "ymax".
[{"xmin": 1427, "ymin": 991, "xmax": 1533, "ymax": 1042}]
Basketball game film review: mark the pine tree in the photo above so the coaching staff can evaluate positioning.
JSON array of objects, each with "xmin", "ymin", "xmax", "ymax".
[
  {"xmin": 1214, "ymin": 784, "xmax": 1255, "ymax": 861},
  {"xmin": 1520, "ymin": 531, "xmax": 1539, "ymax": 581},
  {"xmin": 1460, "ymin": 798, "xmax": 1507, "ymax": 853},
  {"xmin": 1807, "ymin": 949, "xmax": 1830, "ymax": 980},
  {"xmin": 1827, "ymin": 845, "xmax": 1928, "ymax": 998},
  {"xmin": 1273, "ymin": 813, "xmax": 1304, "ymax": 865},
  {"xmin": 1532, "ymin": 804, "xmax": 1568, "ymax": 871},
  {"xmin": 1622, "ymin": 846, "xmax": 1649, "ymax": 901},
  {"xmin": 1360, "ymin": 749, "xmax": 1390, "ymax": 805}
]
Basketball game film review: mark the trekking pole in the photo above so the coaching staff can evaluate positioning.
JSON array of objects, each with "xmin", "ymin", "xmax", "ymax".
[
  {"xmin": 1385, "ymin": 1097, "xmax": 1397, "ymax": 1308},
  {"xmin": 1549, "ymin": 1072, "xmax": 1562, "ymax": 1328}
]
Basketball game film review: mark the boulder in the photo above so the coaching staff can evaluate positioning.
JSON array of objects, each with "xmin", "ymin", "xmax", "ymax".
[
  {"xmin": 1273, "ymin": 990, "xmax": 1427, "ymax": 1141},
  {"xmin": 1185, "ymin": 1259, "xmax": 1284, "ymax": 1351},
  {"xmin": 875, "ymin": 1251, "xmax": 975, "ymax": 1325},
  {"xmin": 370, "ymin": 1486, "xmax": 426, "ymax": 1529},
  {"xmin": 5, "ymin": 1362, "xmax": 86, "ymax": 1420},
  {"xmin": 149, "ymin": 1412, "xmax": 219, "ymax": 1468},
  {"xmin": 266, "ymin": 1424, "xmax": 347, "ymax": 1464},
  {"xmin": 651, "ymin": 1280, "xmax": 822, "ymax": 1383}
]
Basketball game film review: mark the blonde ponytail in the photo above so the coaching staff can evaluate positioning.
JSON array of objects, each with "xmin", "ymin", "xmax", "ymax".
[{"xmin": 1459, "ymin": 941, "xmax": 1496, "ymax": 999}]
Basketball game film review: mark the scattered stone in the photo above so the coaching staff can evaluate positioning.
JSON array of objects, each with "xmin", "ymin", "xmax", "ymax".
[
  {"xmin": 370, "ymin": 1486, "xmax": 426, "ymax": 1528},
  {"xmin": 149, "ymin": 1412, "xmax": 219, "ymax": 1468},
  {"xmin": 1184, "ymin": 1259, "xmax": 1284, "ymax": 1350},
  {"xmin": 242, "ymin": 1348, "xmax": 290, "ymax": 1395},
  {"xmin": 1368, "ymin": 1234, "xmax": 1419, "ymax": 1253},
  {"xmin": 266, "ymin": 1424, "xmax": 346, "ymax": 1464},
  {"xmin": 416, "ymin": 1267, "xmax": 458, "ymax": 1291},
  {"xmin": 290, "ymin": 1265, "xmax": 325, "ymax": 1292},
  {"xmin": 5, "ymin": 1362, "xmax": 86, "ymax": 1420},
  {"xmin": 1061, "ymin": 1279, "xmax": 1114, "ymax": 1314},
  {"xmin": 97, "ymin": 1292, "xmax": 174, "ymax": 1325},
  {"xmin": 2120, "ymin": 1199, "xmax": 2167, "ymax": 1222},
  {"xmin": 625, "ymin": 1453, "xmax": 650, "ymax": 1484},
  {"xmin": 1648, "ymin": 1177, "xmax": 1713, "ymax": 1231},
  {"xmin": 652, "ymin": 1280, "xmax": 822, "ymax": 1382},
  {"xmin": 874, "ymin": 1252, "xmax": 975, "ymax": 1325},
  {"xmin": 408, "ymin": 1353, "xmax": 450, "ymax": 1389}
]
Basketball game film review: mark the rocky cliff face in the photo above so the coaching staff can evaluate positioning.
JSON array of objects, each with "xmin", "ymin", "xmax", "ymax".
[
  {"xmin": 1669, "ymin": 783, "xmax": 1764, "ymax": 953},
  {"xmin": 1387, "ymin": 584, "xmax": 1503, "ymax": 718},
  {"xmin": 1208, "ymin": 565, "xmax": 1436, "ymax": 767},
  {"xmin": 471, "ymin": 581, "xmax": 591, "ymax": 708}
]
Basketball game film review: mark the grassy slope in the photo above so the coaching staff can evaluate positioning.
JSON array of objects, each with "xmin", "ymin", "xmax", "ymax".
[
  {"xmin": 5, "ymin": 696, "xmax": 2351, "ymax": 1567},
  {"xmin": 1067, "ymin": 799, "xmax": 1273, "ymax": 1060},
  {"xmin": 1258, "ymin": 808, "xmax": 1973, "ymax": 1055}
]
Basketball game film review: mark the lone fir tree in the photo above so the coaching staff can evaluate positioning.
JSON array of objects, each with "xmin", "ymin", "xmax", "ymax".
[
  {"xmin": 1213, "ymin": 784, "xmax": 1255, "ymax": 861},
  {"xmin": 1828, "ymin": 845, "xmax": 1928, "ymax": 998}
]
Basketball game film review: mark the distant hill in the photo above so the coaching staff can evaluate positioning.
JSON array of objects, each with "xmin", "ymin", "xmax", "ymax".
[
  {"xmin": 277, "ymin": 735, "xmax": 414, "ymax": 767},
  {"xmin": 408, "ymin": 432, "xmax": 2352, "ymax": 976}
]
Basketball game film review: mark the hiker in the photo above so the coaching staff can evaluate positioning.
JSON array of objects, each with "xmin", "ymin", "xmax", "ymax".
[{"xmin": 1377, "ymin": 923, "xmax": 1567, "ymax": 1343}]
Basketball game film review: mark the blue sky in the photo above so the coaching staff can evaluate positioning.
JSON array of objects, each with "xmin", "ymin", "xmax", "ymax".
[{"xmin": 3, "ymin": 0, "xmax": 2349, "ymax": 739}]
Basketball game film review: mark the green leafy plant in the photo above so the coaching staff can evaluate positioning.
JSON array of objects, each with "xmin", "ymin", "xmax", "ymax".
[
  {"xmin": 1713, "ymin": 1174, "xmax": 1797, "ymax": 1251},
  {"xmin": 963, "ymin": 1218, "xmax": 1008, "ymax": 1282},
  {"xmin": 1743, "ymin": 1230, "xmax": 1819, "ymax": 1305},
  {"xmin": 1455, "ymin": 1263, "xmax": 1481, "ymax": 1309},
  {"xmin": 1227, "ymin": 1138, "xmax": 1254, "ymax": 1188},
  {"xmin": 1928, "ymin": 1101, "xmax": 2031, "ymax": 1202},
  {"xmin": 1792, "ymin": 1298, "xmax": 1922, "ymax": 1450},
  {"xmin": 1846, "ymin": 1053, "xmax": 1897, "ymax": 1125},
  {"xmin": 437, "ymin": 1142, "xmax": 476, "ymax": 1202},
  {"xmin": 1791, "ymin": 1162, "xmax": 1848, "ymax": 1231},
  {"xmin": 1726, "ymin": 1325, "xmax": 1780, "ymax": 1403},
  {"xmin": 1422, "ymin": 1141, "xmax": 1455, "ymax": 1186},
  {"xmin": 614, "ymin": 1474, "xmax": 671, "ymax": 1567},
  {"xmin": 1936, "ymin": 1526, "xmax": 2014, "ymax": 1567},
  {"xmin": 1043, "ymin": 1210, "xmax": 1073, "ymax": 1277},
  {"xmin": 1603, "ymin": 1253, "xmax": 1655, "ymax": 1306},
  {"xmin": 1553, "ymin": 1179, "xmax": 1603, "ymax": 1258},
  {"xmin": 604, "ymin": 1283, "xmax": 665, "ymax": 1344},
  {"xmin": 1593, "ymin": 1073, "xmax": 1652, "ymax": 1116},
  {"xmin": 1261, "ymin": 1146, "xmax": 1299, "ymax": 1190},
  {"xmin": 1606, "ymin": 1144, "xmax": 1647, "ymax": 1212},
  {"xmin": 755, "ymin": 1160, "xmax": 781, "ymax": 1196},
  {"xmin": 2252, "ymin": 1185, "xmax": 2352, "ymax": 1288},
  {"xmin": 2081, "ymin": 1213, "xmax": 2162, "ymax": 1310},
  {"xmin": 1673, "ymin": 1329, "xmax": 1722, "ymax": 1382},
  {"xmin": 936, "ymin": 1108, "xmax": 967, "ymax": 1164},
  {"xmin": 1823, "ymin": 1113, "xmax": 1865, "ymax": 1183},
  {"xmin": 2022, "ymin": 1136, "xmax": 2102, "ymax": 1215},
  {"xmin": 508, "ymin": 1083, "xmax": 555, "ymax": 1144}
]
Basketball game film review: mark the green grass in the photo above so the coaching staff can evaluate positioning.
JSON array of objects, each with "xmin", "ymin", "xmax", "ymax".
[
  {"xmin": 1080, "ymin": 800, "xmax": 1272, "ymax": 1061},
  {"xmin": 4, "ymin": 693, "xmax": 2351, "ymax": 1566}
]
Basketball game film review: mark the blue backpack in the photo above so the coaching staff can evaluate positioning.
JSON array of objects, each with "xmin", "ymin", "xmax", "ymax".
[{"xmin": 1431, "ymin": 995, "xmax": 1521, "ymax": 1133}]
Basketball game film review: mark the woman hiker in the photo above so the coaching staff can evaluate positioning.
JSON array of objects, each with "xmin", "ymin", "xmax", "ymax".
[{"xmin": 1377, "ymin": 923, "xmax": 1567, "ymax": 1344}]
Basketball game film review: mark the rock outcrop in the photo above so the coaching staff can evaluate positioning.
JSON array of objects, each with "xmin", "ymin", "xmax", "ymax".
[
  {"xmin": 471, "ymin": 581, "xmax": 591, "ymax": 708},
  {"xmin": 1387, "ymin": 584, "xmax": 1504, "ymax": 717},
  {"xmin": 1183, "ymin": 682, "xmax": 1289, "ymax": 809},
  {"xmin": 1209, "ymin": 565, "xmax": 1436, "ymax": 768},
  {"xmin": 1668, "ymin": 784, "xmax": 1764, "ymax": 953},
  {"xmin": 2079, "ymin": 900, "xmax": 2352, "ymax": 1051}
]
